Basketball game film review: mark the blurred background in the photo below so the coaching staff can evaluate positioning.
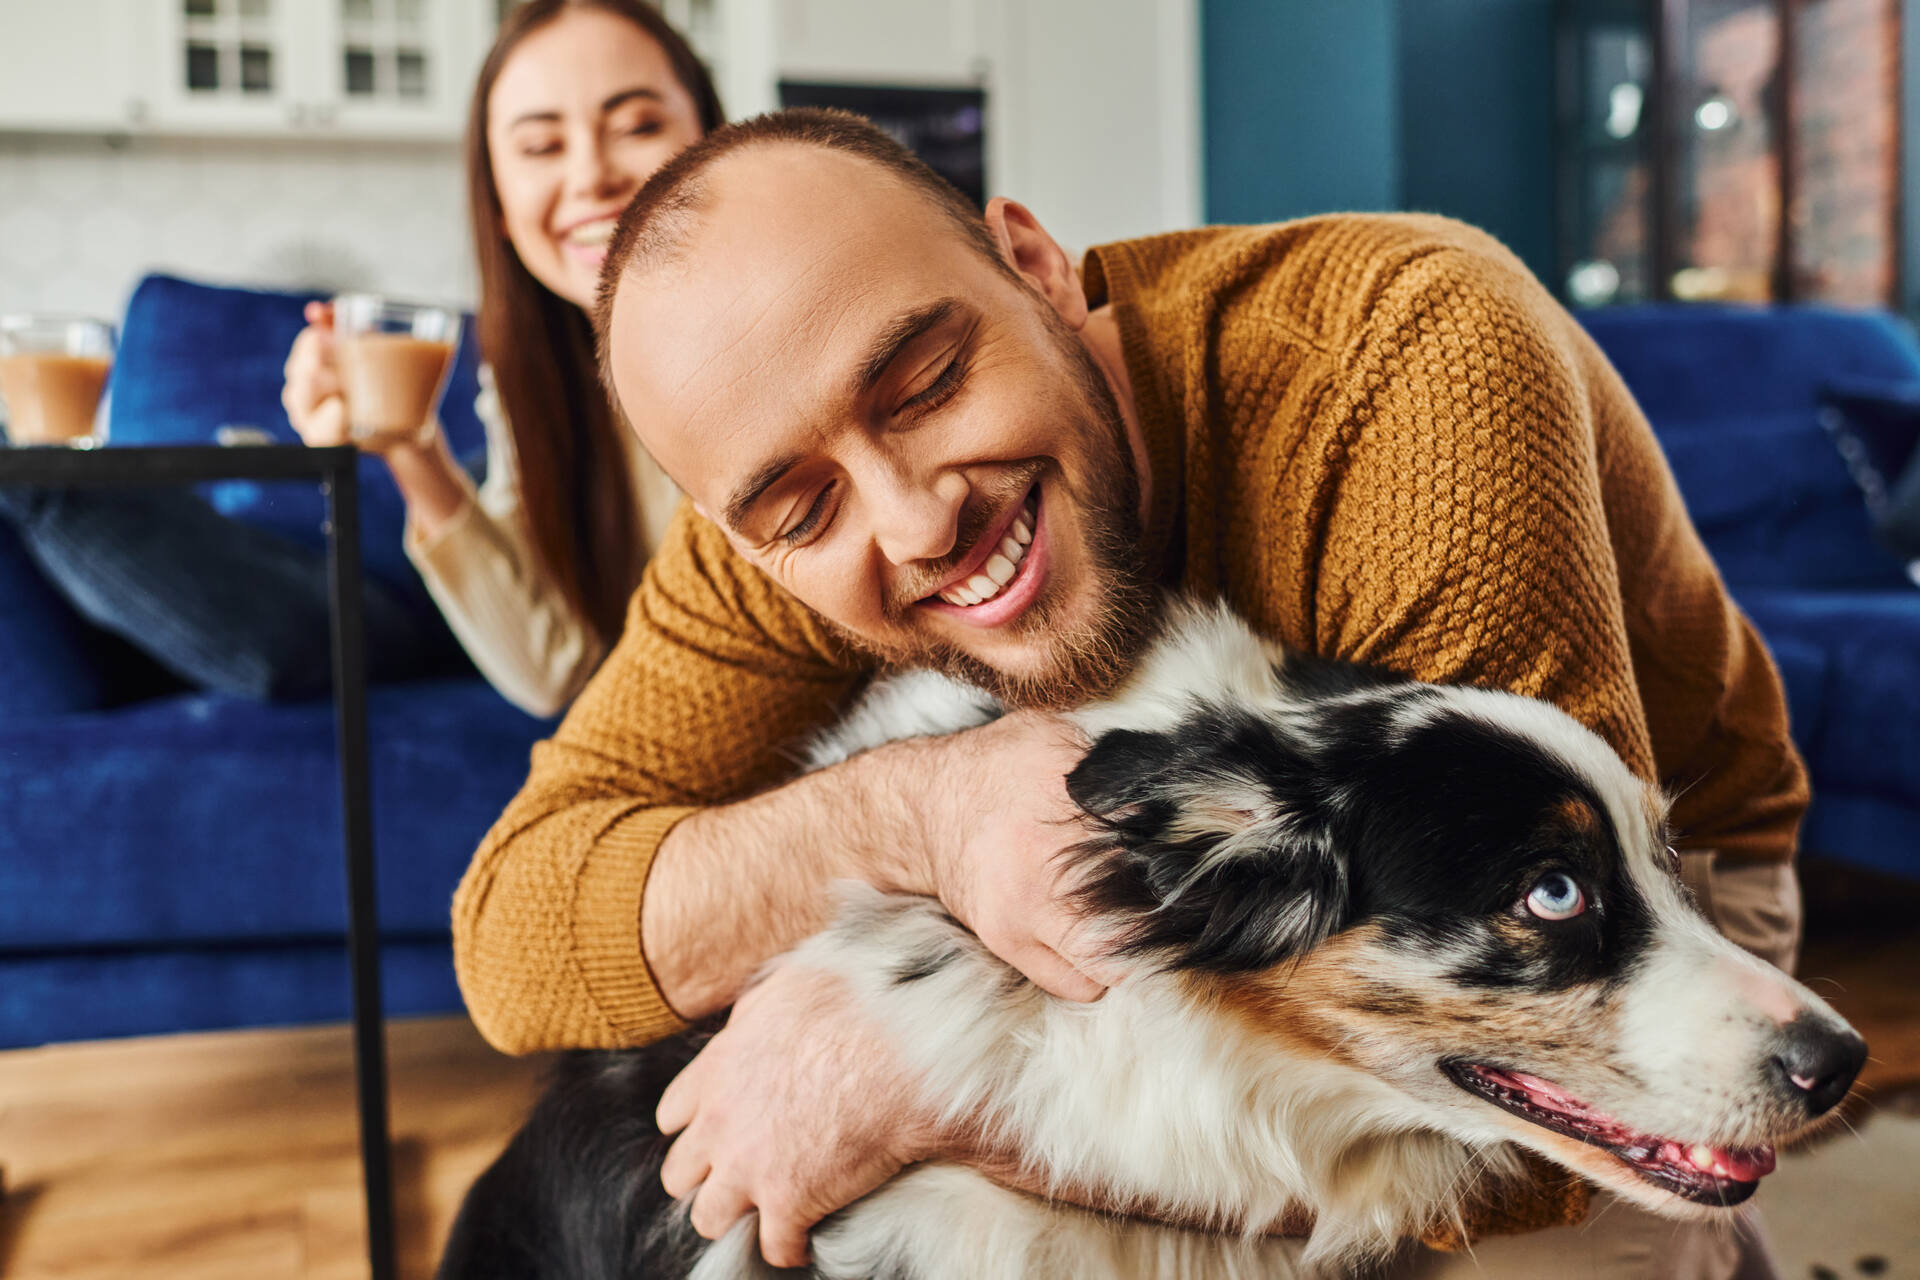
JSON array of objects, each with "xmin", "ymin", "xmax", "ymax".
[
  {"xmin": 3, "ymin": 0, "xmax": 1910, "ymax": 317},
  {"xmin": 1, "ymin": 3, "xmax": 1917, "ymax": 1278},
  {"xmin": 0, "ymin": 0, "xmax": 1205, "ymax": 318}
]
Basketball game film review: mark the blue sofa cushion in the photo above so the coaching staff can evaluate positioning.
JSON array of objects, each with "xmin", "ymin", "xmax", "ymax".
[
  {"xmin": 0, "ymin": 677, "xmax": 547, "ymax": 952},
  {"xmin": 0, "ymin": 522, "xmax": 113, "ymax": 716},
  {"xmin": 1580, "ymin": 305, "xmax": 1920, "ymax": 591},
  {"xmin": 1737, "ymin": 588, "xmax": 1920, "ymax": 819},
  {"xmin": 1819, "ymin": 377, "xmax": 1920, "ymax": 562},
  {"xmin": 1579, "ymin": 304, "xmax": 1920, "ymax": 422},
  {"xmin": 106, "ymin": 273, "xmax": 486, "ymax": 600}
]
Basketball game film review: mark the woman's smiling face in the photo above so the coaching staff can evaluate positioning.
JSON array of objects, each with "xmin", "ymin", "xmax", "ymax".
[{"xmin": 486, "ymin": 6, "xmax": 705, "ymax": 310}]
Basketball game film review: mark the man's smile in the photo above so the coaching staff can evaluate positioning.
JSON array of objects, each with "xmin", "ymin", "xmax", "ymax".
[{"xmin": 919, "ymin": 483, "xmax": 1048, "ymax": 629}]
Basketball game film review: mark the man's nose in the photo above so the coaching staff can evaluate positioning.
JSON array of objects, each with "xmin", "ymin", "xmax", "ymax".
[
  {"xmin": 1768, "ymin": 1013, "xmax": 1867, "ymax": 1117},
  {"xmin": 870, "ymin": 471, "xmax": 964, "ymax": 568}
]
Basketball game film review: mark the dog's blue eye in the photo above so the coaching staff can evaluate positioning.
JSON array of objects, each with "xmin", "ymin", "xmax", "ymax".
[{"xmin": 1524, "ymin": 873, "xmax": 1587, "ymax": 921}]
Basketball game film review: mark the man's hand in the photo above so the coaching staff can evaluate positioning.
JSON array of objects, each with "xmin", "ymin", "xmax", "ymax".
[
  {"xmin": 657, "ymin": 963, "xmax": 944, "ymax": 1268},
  {"xmin": 907, "ymin": 709, "xmax": 1125, "ymax": 1001}
]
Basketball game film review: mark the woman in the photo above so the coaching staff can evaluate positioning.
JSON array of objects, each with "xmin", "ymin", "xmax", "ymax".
[
  {"xmin": 286, "ymin": 0, "xmax": 719, "ymax": 714},
  {"xmin": 0, "ymin": 0, "xmax": 719, "ymax": 717}
]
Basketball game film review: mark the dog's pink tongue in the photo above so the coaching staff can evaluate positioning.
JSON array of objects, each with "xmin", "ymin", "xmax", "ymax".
[{"xmin": 1715, "ymin": 1146, "xmax": 1776, "ymax": 1181}]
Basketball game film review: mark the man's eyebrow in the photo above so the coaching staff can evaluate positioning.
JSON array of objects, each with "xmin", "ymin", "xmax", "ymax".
[
  {"xmin": 850, "ymin": 298, "xmax": 962, "ymax": 400},
  {"xmin": 724, "ymin": 451, "xmax": 805, "ymax": 533},
  {"xmin": 506, "ymin": 86, "xmax": 666, "ymax": 130},
  {"xmin": 722, "ymin": 301, "xmax": 963, "ymax": 533}
]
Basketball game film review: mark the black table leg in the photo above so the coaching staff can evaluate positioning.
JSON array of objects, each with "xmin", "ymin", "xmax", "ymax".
[{"xmin": 325, "ymin": 460, "xmax": 397, "ymax": 1280}]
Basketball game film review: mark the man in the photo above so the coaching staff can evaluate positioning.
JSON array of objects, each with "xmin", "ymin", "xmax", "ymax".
[{"xmin": 454, "ymin": 109, "xmax": 1805, "ymax": 1277}]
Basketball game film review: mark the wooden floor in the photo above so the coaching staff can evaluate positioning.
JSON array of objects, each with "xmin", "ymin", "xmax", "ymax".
[
  {"xmin": 0, "ymin": 1016, "xmax": 550, "ymax": 1280},
  {"xmin": 1, "ymin": 874, "xmax": 1915, "ymax": 1279}
]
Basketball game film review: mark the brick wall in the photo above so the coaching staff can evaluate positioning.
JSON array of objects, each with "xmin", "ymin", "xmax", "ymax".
[{"xmin": 1789, "ymin": 0, "xmax": 1899, "ymax": 305}]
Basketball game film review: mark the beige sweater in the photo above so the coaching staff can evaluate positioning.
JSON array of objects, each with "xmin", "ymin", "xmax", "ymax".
[{"xmin": 405, "ymin": 367, "xmax": 682, "ymax": 717}]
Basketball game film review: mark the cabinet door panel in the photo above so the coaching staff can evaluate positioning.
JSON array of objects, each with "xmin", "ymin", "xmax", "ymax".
[
  {"xmin": 0, "ymin": 0, "xmax": 142, "ymax": 132},
  {"xmin": 146, "ymin": 0, "xmax": 306, "ymax": 135},
  {"xmin": 311, "ymin": 0, "xmax": 483, "ymax": 139}
]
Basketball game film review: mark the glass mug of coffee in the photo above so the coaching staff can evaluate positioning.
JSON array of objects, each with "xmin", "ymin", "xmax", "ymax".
[
  {"xmin": 332, "ymin": 294, "xmax": 461, "ymax": 447},
  {"xmin": 0, "ymin": 314, "xmax": 115, "ymax": 448}
]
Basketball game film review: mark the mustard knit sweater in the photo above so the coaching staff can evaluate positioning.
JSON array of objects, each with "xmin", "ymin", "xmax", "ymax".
[{"xmin": 452, "ymin": 214, "xmax": 1807, "ymax": 1240}]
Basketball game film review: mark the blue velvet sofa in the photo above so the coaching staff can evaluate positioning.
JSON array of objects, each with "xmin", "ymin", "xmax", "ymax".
[
  {"xmin": 0, "ymin": 274, "xmax": 549, "ymax": 1049},
  {"xmin": 1580, "ymin": 305, "xmax": 1920, "ymax": 882}
]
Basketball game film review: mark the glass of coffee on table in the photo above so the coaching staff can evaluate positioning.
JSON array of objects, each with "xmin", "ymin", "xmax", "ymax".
[
  {"xmin": 332, "ymin": 294, "xmax": 461, "ymax": 448},
  {"xmin": 0, "ymin": 314, "xmax": 114, "ymax": 448}
]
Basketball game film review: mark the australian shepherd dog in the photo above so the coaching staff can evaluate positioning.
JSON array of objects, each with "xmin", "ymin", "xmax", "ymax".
[{"xmin": 438, "ymin": 602, "xmax": 1864, "ymax": 1279}]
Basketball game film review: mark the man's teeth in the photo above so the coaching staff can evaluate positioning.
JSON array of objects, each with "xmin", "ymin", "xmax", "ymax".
[
  {"xmin": 565, "ymin": 218, "xmax": 618, "ymax": 246},
  {"xmin": 938, "ymin": 508, "xmax": 1035, "ymax": 607}
]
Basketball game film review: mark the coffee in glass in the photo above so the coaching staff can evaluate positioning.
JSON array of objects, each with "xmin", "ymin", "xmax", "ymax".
[
  {"xmin": 0, "ymin": 315, "xmax": 115, "ymax": 448},
  {"xmin": 332, "ymin": 294, "xmax": 462, "ymax": 446}
]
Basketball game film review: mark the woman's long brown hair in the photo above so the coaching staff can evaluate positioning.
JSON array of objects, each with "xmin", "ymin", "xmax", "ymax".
[{"xmin": 464, "ymin": 0, "xmax": 723, "ymax": 642}]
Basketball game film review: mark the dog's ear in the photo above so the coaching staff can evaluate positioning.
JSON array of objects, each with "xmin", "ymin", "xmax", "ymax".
[{"xmin": 1064, "ymin": 711, "xmax": 1349, "ymax": 973}]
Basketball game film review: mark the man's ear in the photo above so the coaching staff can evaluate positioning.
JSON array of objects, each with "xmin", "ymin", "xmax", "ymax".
[{"xmin": 983, "ymin": 197, "xmax": 1089, "ymax": 331}]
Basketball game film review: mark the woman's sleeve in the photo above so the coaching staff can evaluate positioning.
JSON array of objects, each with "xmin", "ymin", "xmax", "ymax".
[{"xmin": 404, "ymin": 376, "xmax": 603, "ymax": 718}]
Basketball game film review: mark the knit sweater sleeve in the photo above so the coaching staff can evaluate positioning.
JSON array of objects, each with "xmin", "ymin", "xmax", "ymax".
[
  {"xmin": 451, "ymin": 503, "xmax": 867, "ymax": 1053},
  {"xmin": 1306, "ymin": 242, "xmax": 1655, "ymax": 778},
  {"xmin": 405, "ymin": 373, "xmax": 605, "ymax": 719}
]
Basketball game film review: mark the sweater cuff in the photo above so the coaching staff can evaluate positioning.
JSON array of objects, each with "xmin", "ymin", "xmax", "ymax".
[
  {"xmin": 572, "ymin": 804, "xmax": 700, "ymax": 1045},
  {"xmin": 404, "ymin": 491, "xmax": 481, "ymax": 569}
]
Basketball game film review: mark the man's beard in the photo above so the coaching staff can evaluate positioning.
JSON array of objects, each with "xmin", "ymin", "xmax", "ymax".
[{"xmin": 837, "ymin": 315, "xmax": 1161, "ymax": 711}]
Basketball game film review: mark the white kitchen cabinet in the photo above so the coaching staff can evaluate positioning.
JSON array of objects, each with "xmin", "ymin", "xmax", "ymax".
[
  {"xmin": 0, "ymin": 0, "xmax": 1202, "ymax": 244},
  {"xmin": 142, "ymin": 0, "xmax": 493, "ymax": 140},
  {"xmin": 0, "ymin": 0, "xmax": 492, "ymax": 141},
  {"xmin": 305, "ymin": 0, "xmax": 490, "ymax": 138},
  {"xmin": 140, "ymin": 0, "xmax": 308, "ymax": 134},
  {"xmin": 0, "ymin": 0, "xmax": 144, "ymax": 133}
]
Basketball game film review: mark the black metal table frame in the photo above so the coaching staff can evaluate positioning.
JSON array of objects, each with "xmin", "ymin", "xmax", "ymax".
[{"xmin": 0, "ymin": 444, "xmax": 396, "ymax": 1280}]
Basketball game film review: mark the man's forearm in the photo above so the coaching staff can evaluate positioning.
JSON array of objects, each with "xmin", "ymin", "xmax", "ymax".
[{"xmin": 640, "ymin": 734, "xmax": 944, "ymax": 1020}]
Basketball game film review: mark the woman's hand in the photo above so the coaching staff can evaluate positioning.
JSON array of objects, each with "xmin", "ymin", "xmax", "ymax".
[{"xmin": 281, "ymin": 301, "xmax": 350, "ymax": 447}]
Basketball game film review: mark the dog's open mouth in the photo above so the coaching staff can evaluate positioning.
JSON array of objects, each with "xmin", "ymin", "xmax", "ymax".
[{"xmin": 1442, "ymin": 1061, "xmax": 1775, "ymax": 1205}]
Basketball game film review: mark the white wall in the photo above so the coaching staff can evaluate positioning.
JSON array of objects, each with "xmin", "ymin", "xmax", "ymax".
[
  {"xmin": 982, "ymin": 0, "xmax": 1202, "ymax": 254},
  {"xmin": 0, "ymin": 134, "xmax": 474, "ymax": 323}
]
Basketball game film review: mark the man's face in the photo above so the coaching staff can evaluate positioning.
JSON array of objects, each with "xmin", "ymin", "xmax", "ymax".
[{"xmin": 605, "ymin": 147, "xmax": 1155, "ymax": 706}]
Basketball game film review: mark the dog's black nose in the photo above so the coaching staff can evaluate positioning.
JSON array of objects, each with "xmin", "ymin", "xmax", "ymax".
[{"xmin": 1769, "ymin": 1014, "xmax": 1867, "ymax": 1116}]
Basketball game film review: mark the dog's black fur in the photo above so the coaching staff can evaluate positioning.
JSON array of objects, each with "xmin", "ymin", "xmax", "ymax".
[{"xmin": 436, "ymin": 1028, "xmax": 717, "ymax": 1280}]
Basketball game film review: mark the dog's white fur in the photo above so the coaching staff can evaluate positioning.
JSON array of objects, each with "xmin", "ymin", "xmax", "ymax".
[{"xmin": 683, "ymin": 602, "xmax": 1851, "ymax": 1280}]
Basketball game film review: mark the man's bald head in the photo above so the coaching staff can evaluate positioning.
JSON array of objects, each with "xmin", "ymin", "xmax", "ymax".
[
  {"xmin": 588, "ymin": 103, "xmax": 1155, "ymax": 708},
  {"xmin": 591, "ymin": 107, "xmax": 1006, "ymax": 350}
]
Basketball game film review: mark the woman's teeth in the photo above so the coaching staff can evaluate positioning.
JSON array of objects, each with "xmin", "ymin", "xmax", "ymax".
[
  {"xmin": 939, "ymin": 507, "xmax": 1034, "ymax": 607},
  {"xmin": 564, "ymin": 218, "xmax": 618, "ymax": 247}
]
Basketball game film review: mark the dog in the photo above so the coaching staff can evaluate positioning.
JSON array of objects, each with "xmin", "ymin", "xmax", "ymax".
[{"xmin": 437, "ymin": 601, "xmax": 1865, "ymax": 1279}]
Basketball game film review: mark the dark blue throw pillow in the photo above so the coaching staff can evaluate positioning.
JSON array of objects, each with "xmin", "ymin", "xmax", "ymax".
[{"xmin": 1819, "ymin": 377, "xmax": 1920, "ymax": 568}]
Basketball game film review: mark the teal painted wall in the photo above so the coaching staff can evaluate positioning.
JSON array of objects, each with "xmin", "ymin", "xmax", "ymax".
[
  {"xmin": 1202, "ymin": 0, "xmax": 1401, "ymax": 223},
  {"xmin": 1203, "ymin": 0, "xmax": 1557, "ymax": 286},
  {"xmin": 1398, "ymin": 0, "xmax": 1557, "ymax": 285}
]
